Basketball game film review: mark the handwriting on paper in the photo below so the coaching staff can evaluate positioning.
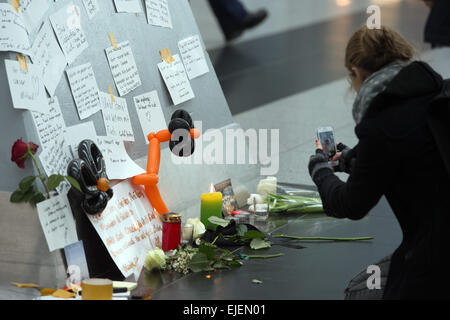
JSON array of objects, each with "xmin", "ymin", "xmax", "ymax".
[
  {"xmin": 87, "ymin": 180, "xmax": 163, "ymax": 277},
  {"xmin": 37, "ymin": 194, "xmax": 78, "ymax": 252},
  {"xmin": 31, "ymin": 21, "xmax": 67, "ymax": 97},
  {"xmin": 158, "ymin": 54, "xmax": 195, "ymax": 105},
  {"xmin": 31, "ymin": 97, "xmax": 66, "ymax": 151},
  {"xmin": 105, "ymin": 41, "xmax": 142, "ymax": 96},
  {"xmin": 113, "ymin": 0, "xmax": 142, "ymax": 13},
  {"xmin": 66, "ymin": 63, "xmax": 101, "ymax": 120},
  {"xmin": 50, "ymin": 2, "xmax": 88, "ymax": 65},
  {"xmin": 145, "ymin": 0, "xmax": 172, "ymax": 28},
  {"xmin": 82, "ymin": 0, "xmax": 99, "ymax": 20},
  {"xmin": 0, "ymin": 3, "xmax": 31, "ymax": 55},
  {"xmin": 133, "ymin": 91, "xmax": 167, "ymax": 143},
  {"xmin": 96, "ymin": 137, "xmax": 145, "ymax": 180},
  {"xmin": 5, "ymin": 59, "xmax": 50, "ymax": 113},
  {"xmin": 178, "ymin": 35, "xmax": 210, "ymax": 80},
  {"xmin": 18, "ymin": 0, "xmax": 49, "ymax": 33},
  {"xmin": 39, "ymin": 137, "xmax": 73, "ymax": 195},
  {"xmin": 100, "ymin": 92, "xmax": 135, "ymax": 141}
]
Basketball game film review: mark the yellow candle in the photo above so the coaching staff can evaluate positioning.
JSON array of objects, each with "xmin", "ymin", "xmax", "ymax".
[{"xmin": 200, "ymin": 191, "xmax": 223, "ymax": 228}]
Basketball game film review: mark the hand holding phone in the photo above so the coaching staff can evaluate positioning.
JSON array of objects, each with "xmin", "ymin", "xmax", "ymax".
[{"xmin": 316, "ymin": 126, "xmax": 339, "ymax": 166}]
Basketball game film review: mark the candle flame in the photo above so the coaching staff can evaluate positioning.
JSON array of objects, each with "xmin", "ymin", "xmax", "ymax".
[{"xmin": 209, "ymin": 183, "xmax": 215, "ymax": 193}]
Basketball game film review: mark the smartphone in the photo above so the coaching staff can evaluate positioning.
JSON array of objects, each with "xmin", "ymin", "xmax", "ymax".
[{"xmin": 316, "ymin": 126, "xmax": 338, "ymax": 165}]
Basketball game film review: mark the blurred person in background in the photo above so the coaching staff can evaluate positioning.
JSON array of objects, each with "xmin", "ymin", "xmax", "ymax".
[
  {"xmin": 308, "ymin": 25, "xmax": 450, "ymax": 299},
  {"xmin": 207, "ymin": 0, "xmax": 268, "ymax": 42},
  {"xmin": 423, "ymin": 0, "xmax": 450, "ymax": 47}
]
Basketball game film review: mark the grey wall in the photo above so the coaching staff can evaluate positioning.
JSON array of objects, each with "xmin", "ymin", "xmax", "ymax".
[{"xmin": 0, "ymin": 0, "xmax": 233, "ymax": 192}]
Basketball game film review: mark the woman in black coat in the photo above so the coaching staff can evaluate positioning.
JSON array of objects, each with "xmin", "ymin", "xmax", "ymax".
[
  {"xmin": 424, "ymin": 0, "xmax": 450, "ymax": 47},
  {"xmin": 308, "ymin": 25, "xmax": 450, "ymax": 299}
]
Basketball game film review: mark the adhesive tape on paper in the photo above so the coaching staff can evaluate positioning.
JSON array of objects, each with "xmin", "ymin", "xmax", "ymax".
[{"xmin": 81, "ymin": 278, "xmax": 113, "ymax": 300}]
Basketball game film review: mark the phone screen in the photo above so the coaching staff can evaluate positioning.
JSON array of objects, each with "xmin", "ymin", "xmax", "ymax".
[{"xmin": 317, "ymin": 129, "xmax": 337, "ymax": 160}]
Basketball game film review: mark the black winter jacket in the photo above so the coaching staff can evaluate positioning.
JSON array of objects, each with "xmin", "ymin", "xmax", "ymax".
[{"xmin": 313, "ymin": 61, "xmax": 450, "ymax": 299}]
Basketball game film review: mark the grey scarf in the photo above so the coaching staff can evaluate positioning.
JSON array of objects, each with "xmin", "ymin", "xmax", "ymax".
[{"xmin": 353, "ymin": 60, "xmax": 411, "ymax": 124}]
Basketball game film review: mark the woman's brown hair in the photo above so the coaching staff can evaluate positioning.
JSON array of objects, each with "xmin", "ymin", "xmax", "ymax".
[{"xmin": 345, "ymin": 25, "xmax": 414, "ymax": 74}]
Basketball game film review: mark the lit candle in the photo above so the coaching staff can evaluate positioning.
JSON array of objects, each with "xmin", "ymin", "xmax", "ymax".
[{"xmin": 200, "ymin": 184, "xmax": 223, "ymax": 228}]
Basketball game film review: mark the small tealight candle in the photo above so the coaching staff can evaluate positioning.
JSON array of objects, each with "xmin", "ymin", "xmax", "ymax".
[
  {"xmin": 182, "ymin": 223, "xmax": 194, "ymax": 242},
  {"xmin": 200, "ymin": 184, "xmax": 223, "ymax": 228}
]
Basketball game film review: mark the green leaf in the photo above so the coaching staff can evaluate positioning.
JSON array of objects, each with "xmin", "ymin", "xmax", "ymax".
[
  {"xmin": 244, "ymin": 230, "xmax": 265, "ymax": 240},
  {"xmin": 47, "ymin": 174, "xmax": 65, "ymax": 191},
  {"xmin": 198, "ymin": 243, "xmax": 215, "ymax": 260},
  {"xmin": 65, "ymin": 176, "xmax": 82, "ymax": 192},
  {"xmin": 250, "ymin": 238, "xmax": 271, "ymax": 250},
  {"xmin": 19, "ymin": 176, "xmax": 36, "ymax": 192},
  {"xmin": 236, "ymin": 224, "xmax": 248, "ymax": 237},
  {"xmin": 188, "ymin": 252, "xmax": 211, "ymax": 273},
  {"xmin": 30, "ymin": 192, "xmax": 46, "ymax": 207},
  {"xmin": 22, "ymin": 187, "xmax": 37, "ymax": 202},
  {"xmin": 207, "ymin": 216, "xmax": 230, "ymax": 228},
  {"xmin": 229, "ymin": 260, "xmax": 243, "ymax": 267},
  {"xmin": 10, "ymin": 190, "xmax": 25, "ymax": 203}
]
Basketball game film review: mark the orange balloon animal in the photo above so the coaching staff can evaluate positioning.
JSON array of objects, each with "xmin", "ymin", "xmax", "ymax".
[{"xmin": 132, "ymin": 128, "xmax": 200, "ymax": 216}]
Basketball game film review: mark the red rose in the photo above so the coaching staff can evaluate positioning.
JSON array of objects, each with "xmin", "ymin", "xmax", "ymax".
[{"xmin": 11, "ymin": 139, "xmax": 39, "ymax": 169}]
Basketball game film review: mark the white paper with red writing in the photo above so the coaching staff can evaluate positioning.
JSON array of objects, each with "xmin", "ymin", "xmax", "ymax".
[{"xmin": 87, "ymin": 180, "xmax": 163, "ymax": 278}]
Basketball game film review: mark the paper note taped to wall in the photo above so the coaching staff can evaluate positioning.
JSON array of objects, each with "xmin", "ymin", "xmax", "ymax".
[
  {"xmin": 145, "ymin": 0, "xmax": 172, "ymax": 29},
  {"xmin": 87, "ymin": 180, "xmax": 163, "ymax": 277},
  {"xmin": 178, "ymin": 35, "xmax": 210, "ymax": 80},
  {"xmin": 66, "ymin": 62, "xmax": 102, "ymax": 120},
  {"xmin": 31, "ymin": 21, "xmax": 68, "ymax": 97},
  {"xmin": 37, "ymin": 193, "xmax": 78, "ymax": 252},
  {"xmin": 4, "ymin": 59, "xmax": 50, "ymax": 113},
  {"xmin": 157, "ymin": 54, "xmax": 195, "ymax": 105},
  {"xmin": 100, "ymin": 92, "xmax": 135, "ymax": 142},
  {"xmin": 105, "ymin": 41, "xmax": 142, "ymax": 97},
  {"xmin": 0, "ymin": 3, "xmax": 31, "ymax": 55},
  {"xmin": 96, "ymin": 137, "xmax": 145, "ymax": 180},
  {"xmin": 31, "ymin": 97, "xmax": 66, "ymax": 151},
  {"xmin": 50, "ymin": 2, "xmax": 89, "ymax": 65},
  {"xmin": 133, "ymin": 91, "xmax": 167, "ymax": 143},
  {"xmin": 39, "ymin": 137, "xmax": 73, "ymax": 195}
]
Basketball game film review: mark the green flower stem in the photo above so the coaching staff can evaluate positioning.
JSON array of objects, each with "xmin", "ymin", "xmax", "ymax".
[
  {"xmin": 247, "ymin": 253, "xmax": 285, "ymax": 259},
  {"xmin": 27, "ymin": 147, "xmax": 50, "ymax": 199},
  {"xmin": 271, "ymin": 234, "xmax": 374, "ymax": 241}
]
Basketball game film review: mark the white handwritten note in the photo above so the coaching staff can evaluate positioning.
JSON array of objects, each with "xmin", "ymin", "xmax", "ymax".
[
  {"xmin": 145, "ymin": 0, "xmax": 172, "ymax": 29},
  {"xmin": 133, "ymin": 91, "xmax": 167, "ymax": 143},
  {"xmin": 31, "ymin": 21, "xmax": 67, "ymax": 97},
  {"xmin": 113, "ymin": 0, "xmax": 142, "ymax": 13},
  {"xmin": 5, "ymin": 59, "xmax": 50, "ymax": 113},
  {"xmin": 39, "ymin": 137, "xmax": 73, "ymax": 195},
  {"xmin": 37, "ymin": 194, "xmax": 78, "ymax": 252},
  {"xmin": 96, "ymin": 137, "xmax": 145, "ymax": 180},
  {"xmin": 64, "ymin": 121, "xmax": 98, "ymax": 157},
  {"xmin": 178, "ymin": 35, "xmax": 210, "ymax": 80},
  {"xmin": 19, "ymin": 0, "xmax": 50, "ymax": 33},
  {"xmin": 100, "ymin": 92, "xmax": 135, "ymax": 142},
  {"xmin": 105, "ymin": 41, "xmax": 141, "ymax": 97},
  {"xmin": 0, "ymin": 3, "xmax": 31, "ymax": 55},
  {"xmin": 87, "ymin": 180, "xmax": 162, "ymax": 277},
  {"xmin": 66, "ymin": 63, "xmax": 101, "ymax": 120},
  {"xmin": 158, "ymin": 54, "xmax": 195, "ymax": 105},
  {"xmin": 82, "ymin": 0, "xmax": 99, "ymax": 20},
  {"xmin": 50, "ymin": 3, "xmax": 88, "ymax": 65},
  {"xmin": 31, "ymin": 97, "xmax": 66, "ymax": 151}
]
